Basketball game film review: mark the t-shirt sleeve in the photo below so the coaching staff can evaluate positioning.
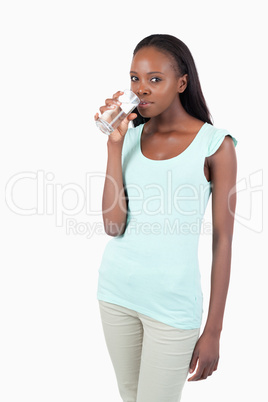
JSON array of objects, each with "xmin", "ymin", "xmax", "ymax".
[{"xmin": 207, "ymin": 129, "xmax": 238, "ymax": 157}]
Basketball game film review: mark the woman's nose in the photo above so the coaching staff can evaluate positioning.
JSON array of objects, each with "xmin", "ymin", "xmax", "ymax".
[{"xmin": 137, "ymin": 86, "xmax": 150, "ymax": 96}]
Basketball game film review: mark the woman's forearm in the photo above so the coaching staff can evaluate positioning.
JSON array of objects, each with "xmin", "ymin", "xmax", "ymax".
[
  {"xmin": 102, "ymin": 139, "xmax": 128, "ymax": 236},
  {"xmin": 203, "ymin": 236, "xmax": 233, "ymax": 337}
]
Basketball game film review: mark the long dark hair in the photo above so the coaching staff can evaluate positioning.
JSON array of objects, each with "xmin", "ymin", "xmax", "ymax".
[{"xmin": 132, "ymin": 34, "xmax": 213, "ymax": 127}]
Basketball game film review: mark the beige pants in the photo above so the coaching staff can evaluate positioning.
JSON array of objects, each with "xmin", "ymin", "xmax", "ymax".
[{"xmin": 99, "ymin": 300, "xmax": 200, "ymax": 402}]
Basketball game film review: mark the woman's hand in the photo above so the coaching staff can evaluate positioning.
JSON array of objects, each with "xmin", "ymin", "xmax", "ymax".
[
  {"xmin": 188, "ymin": 331, "xmax": 220, "ymax": 381},
  {"xmin": 94, "ymin": 90, "xmax": 137, "ymax": 144}
]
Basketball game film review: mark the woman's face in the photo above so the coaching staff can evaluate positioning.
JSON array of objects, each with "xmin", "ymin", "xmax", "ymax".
[{"xmin": 130, "ymin": 46, "xmax": 186, "ymax": 118}]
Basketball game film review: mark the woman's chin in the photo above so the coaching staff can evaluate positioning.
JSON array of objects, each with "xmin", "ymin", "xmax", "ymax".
[{"xmin": 137, "ymin": 109, "xmax": 153, "ymax": 119}]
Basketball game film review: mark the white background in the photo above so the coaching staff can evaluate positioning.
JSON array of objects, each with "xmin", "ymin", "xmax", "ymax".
[{"xmin": 1, "ymin": 0, "xmax": 267, "ymax": 401}]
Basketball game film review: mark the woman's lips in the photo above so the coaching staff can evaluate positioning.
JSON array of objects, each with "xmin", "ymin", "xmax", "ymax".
[{"xmin": 138, "ymin": 101, "xmax": 152, "ymax": 109}]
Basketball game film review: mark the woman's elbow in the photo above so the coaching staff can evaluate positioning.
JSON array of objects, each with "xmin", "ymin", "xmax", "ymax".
[{"xmin": 103, "ymin": 220, "xmax": 127, "ymax": 237}]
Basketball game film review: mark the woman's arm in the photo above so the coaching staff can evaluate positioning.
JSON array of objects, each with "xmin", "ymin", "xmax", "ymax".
[
  {"xmin": 95, "ymin": 92, "xmax": 137, "ymax": 237},
  {"xmin": 102, "ymin": 139, "xmax": 128, "ymax": 236},
  {"xmin": 188, "ymin": 135, "xmax": 237, "ymax": 381}
]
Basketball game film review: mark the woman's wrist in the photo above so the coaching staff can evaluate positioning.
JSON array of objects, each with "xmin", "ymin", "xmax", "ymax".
[
  {"xmin": 107, "ymin": 137, "xmax": 124, "ymax": 149},
  {"xmin": 203, "ymin": 324, "xmax": 222, "ymax": 338}
]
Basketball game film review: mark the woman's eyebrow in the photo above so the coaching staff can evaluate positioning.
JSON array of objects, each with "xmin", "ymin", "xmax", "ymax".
[{"xmin": 130, "ymin": 71, "xmax": 165, "ymax": 75}]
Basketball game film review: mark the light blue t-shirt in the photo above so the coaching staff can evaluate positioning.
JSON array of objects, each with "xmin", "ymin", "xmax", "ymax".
[{"xmin": 97, "ymin": 122, "xmax": 238, "ymax": 329}]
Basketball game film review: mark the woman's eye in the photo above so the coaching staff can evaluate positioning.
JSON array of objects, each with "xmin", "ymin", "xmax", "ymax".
[
  {"xmin": 130, "ymin": 76, "xmax": 161, "ymax": 83},
  {"xmin": 151, "ymin": 77, "xmax": 161, "ymax": 83}
]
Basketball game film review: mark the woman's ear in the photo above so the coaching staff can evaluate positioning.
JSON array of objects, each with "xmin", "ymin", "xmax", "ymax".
[{"xmin": 177, "ymin": 74, "xmax": 188, "ymax": 93}]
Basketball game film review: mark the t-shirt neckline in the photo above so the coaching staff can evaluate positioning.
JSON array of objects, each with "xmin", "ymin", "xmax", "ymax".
[{"xmin": 138, "ymin": 122, "xmax": 208, "ymax": 164}]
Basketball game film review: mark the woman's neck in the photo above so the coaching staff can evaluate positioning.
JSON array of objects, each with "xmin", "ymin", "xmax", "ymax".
[{"xmin": 146, "ymin": 107, "xmax": 197, "ymax": 134}]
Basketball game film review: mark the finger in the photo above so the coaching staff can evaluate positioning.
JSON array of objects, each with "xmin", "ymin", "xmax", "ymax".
[
  {"xmin": 188, "ymin": 360, "xmax": 206, "ymax": 381},
  {"xmin": 127, "ymin": 113, "xmax": 138, "ymax": 121},
  {"xmin": 213, "ymin": 358, "xmax": 219, "ymax": 371},
  {"xmin": 113, "ymin": 90, "xmax": 124, "ymax": 98},
  {"xmin": 190, "ymin": 357, "xmax": 219, "ymax": 381},
  {"xmin": 207, "ymin": 368, "xmax": 214, "ymax": 377},
  {"xmin": 99, "ymin": 104, "xmax": 118, "ymax": 114},
  {"xmin": 188, "ymin": 370, "xmax": 204, "ymax": 382},
  {"xmin": 105, "ymin": 97, "xmax": 122, "ymax": 106},
  {"xmin": 189, "ymin": 352, "xmax": 199, "ymax": 374},
  {"xmin": 94, "ymin": 113, "xmax": 99, "ymax": 121},
  {"xmin": 201, "ymin": 363, "xmax": 214, "ymax": 380},
  {"xmin": 119, "ymin": 113, "xmax": 137, "ymax": 129}
]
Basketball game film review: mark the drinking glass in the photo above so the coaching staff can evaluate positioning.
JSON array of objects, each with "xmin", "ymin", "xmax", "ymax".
[{"xmin": 96, "ymin": 89, "xmax": 140, "ymax": 135}]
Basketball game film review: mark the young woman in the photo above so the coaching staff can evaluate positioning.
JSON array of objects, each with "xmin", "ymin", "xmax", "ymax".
[{"xmin": 95, "ymin": 34, "xmax": 237, "ymax": 402}]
